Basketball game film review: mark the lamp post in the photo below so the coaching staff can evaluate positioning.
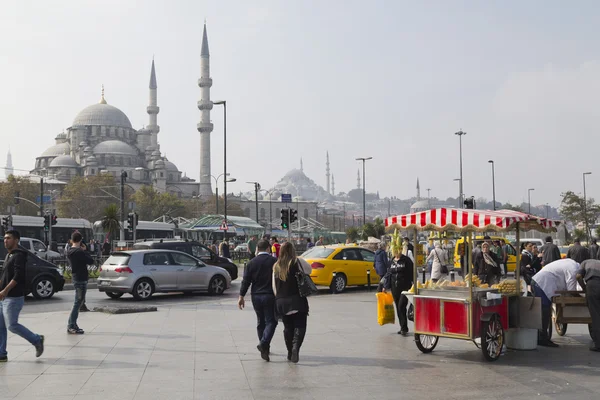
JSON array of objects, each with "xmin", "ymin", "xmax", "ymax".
[
  {"xmin": 528, "ymin": 188, "xmax": 535, "ymax": 215},
  {"xmin": 583, "ymin": 172, "xmax": 592, "ymax": 243},
  {"xmin": 355, "ymin": 157, "xmax": 372, "ymax": 226},
  {"xmin": 120, "ymin": 170, "xmax": 128, "ymax": 241},
  {"xmin": 453, "ymin": 178, "xmax": 461, "ymax": 208},
  {"xmin": 213, "ymin": 100, "xmax": 228, "ymax": 225},
  {"xmin": 488, "ymin": 160, "xmax": 496, "ymax": 210},
  {"xmin": 545, "ymin": 203, "xmax": 549, "ymax": 219},
  {"xmin": 260, "ymin": 189, "xmax": 273, "ymax": 233},
  {"xmin": 205, "ymin": 173, "xmax": 231, "ymax": 215},
  {"xmin": 246, "ymin": 181, "xmax": 261, "ymax": 223},
  {"xmin": 455, "ymin": 130, "xmax": 466, "ymax": 206}
]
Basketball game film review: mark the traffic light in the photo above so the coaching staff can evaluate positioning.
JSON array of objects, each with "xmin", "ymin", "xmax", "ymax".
[
  {"xmin": 43, "ymin": 214, "xmax": 50, "ymax": 229},
  {"xmin": 464, "ymin": 197, "xmax": 475, "ymax": 209},
  {"xmin": 280, "ymin": 209, "xmax": 289, "ymax": 229},
  {"xmin": 51, "ymin": 214, "xmax": 58, "ymax": 226},
  {"xmin": 1, "ymin": 216, "xmax": 11, "ymax": 231},
  {"xmin": 134, "ymin": 212, "xmax": 139, "ymax": 226},
  {"xmin": 14, "ymin": 191, "xmax": 19, "ymax": 204},
  {"xmin": 127, "ymin": 213, "xmax": 135, "ymax": 228},
  {"xmin": 290, "ymin": 209, "xmax": 298, "ymax": 224}
]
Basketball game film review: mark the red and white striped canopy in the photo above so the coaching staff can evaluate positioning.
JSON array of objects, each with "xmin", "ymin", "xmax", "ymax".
[{"xmin": 385, "ymin": 208, "xmax": 561, "ymax": 233}]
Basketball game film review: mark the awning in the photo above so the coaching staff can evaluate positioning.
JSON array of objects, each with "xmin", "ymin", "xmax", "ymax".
[
  {"xmin": 385, "ymin": 208, "xmax": 561, "ymax": 233},
  {"xmin": 180, "ymin": 215, "xmax": 265, "ymax": 236}
]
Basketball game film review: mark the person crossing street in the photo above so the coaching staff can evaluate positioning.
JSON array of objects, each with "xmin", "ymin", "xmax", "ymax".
[{"xmin": 66, "ymin": 232, "xmax": 94, "ymax": 334}]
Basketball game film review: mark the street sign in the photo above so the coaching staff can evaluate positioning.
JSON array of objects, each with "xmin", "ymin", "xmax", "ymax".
[
  {"xmin": 281, "ymin": 194, "xmax": 292, "ymax": 203},
  {"xmin": 35, "ymin": 195, "xmax": 52, "ymax": 204},
  {"xmin": 219, "ymin": 220, "xmax": 228, "ymax": 231}
]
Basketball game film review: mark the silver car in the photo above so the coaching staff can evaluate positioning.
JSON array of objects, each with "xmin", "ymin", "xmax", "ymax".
[{"xmin": 98, "ymin": 250, "xmax": 231, "ymax": 300}]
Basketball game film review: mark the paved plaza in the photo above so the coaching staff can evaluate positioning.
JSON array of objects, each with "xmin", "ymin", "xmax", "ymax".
[{"xmin": 1, "ymin": 288, "xmax": 600, "ymax": 400}]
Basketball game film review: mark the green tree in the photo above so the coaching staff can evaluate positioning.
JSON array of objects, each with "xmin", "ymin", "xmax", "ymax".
[
  {"xmin": 132, "ymin": 185, "xmax": 184, "ymax": 220},
  {"xmin": 346, "ymin": 227, "xmax": 359, "ymax": 242},
  {"xmin": 101, "ymin": 204, "xmax": 121, "ymax": 241},
  {"xmin": 502, "ymin": 203, "xmax": 523, "ymax": 212},
  {"xmin": 0, "ymin": 176, "xmax": 40, "ymax": 216},
  {"xmin": 559, "ymin": 191, "xmax": 600, "ymax": 239},
  {"xmin": 362, "ymin": 223, "xmax": 375, "ymax": 240},
  {"xmin": 373, "ymin": 217, "xmax": 385, "ymax": 237},
  {"xmin": 573, "ymin": 228, "xmax": 586, "ymax": 242}
]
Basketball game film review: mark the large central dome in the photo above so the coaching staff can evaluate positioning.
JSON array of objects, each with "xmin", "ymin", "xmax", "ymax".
[{"xmin": 72, "ymin": 103, "xmax": 132, "ymax": 129}]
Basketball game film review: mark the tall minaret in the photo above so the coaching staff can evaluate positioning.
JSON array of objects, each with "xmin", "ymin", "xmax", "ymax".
[
  {"xmin": 357, "ymin": 169, "xmax": 361, "ymax": 189},
  {"xmin": 147, "ymin": 58, "xmax": 160, "ymax": 149},
  {"xmin": 197, "ymin": 22, "xmax": 213, "ymax": 196},
  {"xmin": 5, "ymin": 148, "xmax": 13, "ymax": 178},
  {"xmin": 325, "ymin": 151, "xmax": 331, "ymax": 194},
  {"xmin": 331, "ymin": 174, "xmax": 335, "ymax": 196},
  {"xmin": 416, "ymin": 177, "xmax": 421, "ymax": 200},
  {"xmin": 300, "ymin": 157, "xmax": 303, "ymax": 172}
]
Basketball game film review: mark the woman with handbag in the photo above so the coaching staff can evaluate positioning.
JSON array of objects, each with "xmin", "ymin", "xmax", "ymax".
[
  {"xmin": 426, "ymin": 241, "xmax": 449, "ymax": 283},
  {"xmin": 272, "ymin": 242, "xmax": 312, "ymax": 363}
]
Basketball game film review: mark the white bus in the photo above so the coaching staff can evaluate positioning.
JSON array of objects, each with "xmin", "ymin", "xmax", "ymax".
[
  {"xmin": 0, "ymin": 215, "xmax": 93, "ymax": 247},
  {"xmin": 92, "ymin": 220, "xmax": 175, "ymax": 242}
]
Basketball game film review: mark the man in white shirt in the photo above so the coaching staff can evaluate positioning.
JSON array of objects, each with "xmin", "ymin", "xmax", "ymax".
[{"xmin": 531, "ymin": 258, "xmax": 580, "ymax": 347}]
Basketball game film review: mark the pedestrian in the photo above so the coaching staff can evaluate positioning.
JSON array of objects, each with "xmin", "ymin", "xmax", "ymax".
[
  {"xmin": 576, "ymin": 259, "xmax": 600, "ymax": 352},
  {"xmin": 238, "ymin": 239, "xmax": 278, "ymax": 361},
  {"xmin": 402, "ymin": 242, "xmax": 414, "ymax": 264},
  {"xmin": 0, "ymin": 230, "xmax": 45, "ymax": 362},
  {"xmin": 273, "ymin": 242, "xmax": 312, "ymax": 363},
  {"xmin": 374, "ymin": 242, "xmax": 389, "ymax": 292},
  {"xmin": 520, "ymin": 242, "xmax": 539, "ymax": 288},
  {"xmin": 567, "ymin": 239, "xmax": 590, "ymax": 264},
  {"xmin": 271, "ymin": 237, "xmax": 281, "ymax": 259},
  {"xmin": 540, "ymin": 236, "xmax": 561, "ymax": 266},
  {"xmin": 306, "ymin": 238, "xmax": 314, "ymax": 249},
  {"xmin": 102, "ymin": 239, "xmax": 111, "ymax": 256},
  {"xmin": 315, "ymin": 236, "xmax": 324, "ymax": 246},
  {"xmin": 89, "ymin": 240, "xmax": 95, "ymax": 254},
  {"xmin": 403, "ymin": 237, "xmax": 414, "ymax": 254},
  {"xmin": 247, "ymin": 235, "xmax": 257, "ymax": 259},
  {"xmin": 590, "ymin": 238, "xmax": 600, "ymax": 260},
  {"xmin": 531, "ymin": 258, "xmax": 580, "ymax": 347},
  {"xmin": 426, "ymin": 241, "xmax": 449, "ymax": 283},
  {"xmin": 492, "ymin": 240, "xmax": 506, "ymax": 277},
  {"xmin": 261, "ymin": 235, "xmax": 272, "ymax": 255},
  {"xmin": 66, "ymin": 232, "xmax": 94, "ymax": 334},
  {"xmin": 382, "ymin": 244, "xmax": 414, "ymax": 335},
  {"xmin": 219, "ymin": 240, "xmax": 231, "ymax": 259},
  {"xmin": 473, "ymin": 242, "xmax": 501, "ymax": 285}
]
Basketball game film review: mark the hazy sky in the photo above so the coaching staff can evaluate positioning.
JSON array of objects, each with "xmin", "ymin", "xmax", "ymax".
[{"xmin": 1, "ymin": 0, "xmax": 599, "ymax": 207}]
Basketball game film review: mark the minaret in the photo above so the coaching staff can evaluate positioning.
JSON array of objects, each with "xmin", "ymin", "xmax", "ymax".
[
  {"xmin": 197, "ymin": 22, "xmax": 214, "ymax": 196},
  {"xmin": 300, "ymin": 157, "xmax": 303, "ymax": 172},
  {"xmin": 147, "ymin": 58, "xmax": 160, "ymax": 149},
  {"xmin": 357, "ymin": 169, "xmax": 361, "ymax": 189},
  {"xmin": 416, "ymin": 177, "xmax": 421, "ymax": 200},
  {"xmin": 331, "ymin": 174, "xmax": 335, "ymax": 196},
  {"xmin": 5, "ymin": 148, "xmax": 13, "ymax": 178},
  {"xmin": 326, "ymin": 151, "xmax": 331, "ymax": 194}
]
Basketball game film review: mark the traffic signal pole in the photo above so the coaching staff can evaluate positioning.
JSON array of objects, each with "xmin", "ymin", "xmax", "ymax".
[{"xmin": 288, "ymin": 205, "xmax": 291, "ymax": 241}]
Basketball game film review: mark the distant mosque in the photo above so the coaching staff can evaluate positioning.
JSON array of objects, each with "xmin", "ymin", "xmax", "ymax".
[{"xmin": 29, "ymin": 24, "xmax": 217, "ymax": 198}]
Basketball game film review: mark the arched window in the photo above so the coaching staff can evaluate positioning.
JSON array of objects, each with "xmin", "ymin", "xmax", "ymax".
[
  {"xmin": 260, "ymin": 208, "xmax": 266, "ymax": 219},
  {"xmin": 304, "ymin": 209, "xmax": 309, "ymax": 218}
]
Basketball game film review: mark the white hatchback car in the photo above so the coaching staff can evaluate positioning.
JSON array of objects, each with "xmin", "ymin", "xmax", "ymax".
[{"xmin": 98, "ymin": 250, "xmax": 231, "ymax": 300}]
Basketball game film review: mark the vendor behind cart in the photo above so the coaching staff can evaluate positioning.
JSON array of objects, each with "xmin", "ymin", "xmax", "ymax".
[
  {"xmin": 575, "ymin": 259, "xmax": 600, "ymax": 352},
  {"xmin": 531, "ymin": 258, "xmax": 580, "ymax": 347}
]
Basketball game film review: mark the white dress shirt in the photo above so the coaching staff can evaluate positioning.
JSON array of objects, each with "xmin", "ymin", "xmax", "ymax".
[{"xmin": 532, "ymin": 258, "xmax": 580, "ymax": 299}]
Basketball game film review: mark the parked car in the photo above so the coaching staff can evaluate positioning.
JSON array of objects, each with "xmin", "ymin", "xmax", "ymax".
[
  {"xmin": 98, "ymin": 250, "xmax": 232, "ymax": 300},
  {"xmin": 19, "ymin": 237, "xmax": 61, "ymax": 261},
  {"xmin": 0, "ymin": 245, "xmax": 65, "ymax": 299},
  {"xmin": 302, "ymin": 245, "xmax": 380, "ymax": 293},
  {"xmin": 132, "ymin": 239, "xmax": 238, "ymax": 280}
]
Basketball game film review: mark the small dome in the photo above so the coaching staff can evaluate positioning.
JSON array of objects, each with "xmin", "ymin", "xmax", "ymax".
[
  {"xmin": 93, "ymin": 140, "xmax": 138, "ymax": 156},
  {"xmin": 164, "ymin": 160, "xmax": 179, "ymax": 172},
  {"xmin": 72, "ymin": 103, "xmax": 132, "ymax": 129},
  {"xmin": 83, "ymin": 146, "xmax": 92, "ymax": 153},
  {"xmin": 154, "ymin": 159, "xmax": 165, "ymax": 168},
  {"xmin": 86, "ymin": 155, "xmax": 98, "ymax": 166},
  {"xmin": 41, "ymin": 142, "xmax": 70, "ymax": 157},
  {"xmin": 152, "ymin": 150, "xmax": 161, "ymax": 156},
  {"xmin": 79, "ymin": 141, "xmax": 88, "ymax": 147},
  {"xmin": 410, "ymin": 200, "xmax": 431, "ymax": 210},
  {"xmin": 49, "ymin": 155, "xmax": 79, "ymax": 168}
]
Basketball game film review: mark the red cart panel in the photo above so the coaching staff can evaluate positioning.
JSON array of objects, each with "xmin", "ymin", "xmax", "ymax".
[
  {"xmin": 471, "ymin": 297, "xmax": 509, "ymax": 338},
  {"xmin": 443, "ymin": 300, "xmax": 469, "ymax": 335},
  {"xmin": 415, "ymin": 297, "xmax": 441, "ymax": 334}
]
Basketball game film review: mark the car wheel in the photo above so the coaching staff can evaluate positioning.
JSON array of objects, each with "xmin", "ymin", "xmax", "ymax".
[
  {"xmin": 105, "ymin": 292, "xmax": 124, "ymax": 299},
  {"xmin": 208, "ymin": 275, "xmax": 226, "ymax": 295},
  {"xmin": 330, "ymin": 273, "xmax": 347, "ymax": 294},
  {"xmin": 132, "ymin": 279, "xmax": 154, "ymax": 301},
  {"xmin": 31, "ymin": 277, "xmax": 56, "ymax": 299}
]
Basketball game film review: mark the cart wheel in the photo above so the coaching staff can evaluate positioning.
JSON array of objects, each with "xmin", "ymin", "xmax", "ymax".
[
  {"xmin": 555, "ymin": 322, "xmax": 568, "ymax": 336},
  {"xmin": 414, "ymin": 334, "xmax": 439, "ymax": 354},
  {"xmin": 481, "ymin": 314, "xmax": 504, "ymax": 362}
]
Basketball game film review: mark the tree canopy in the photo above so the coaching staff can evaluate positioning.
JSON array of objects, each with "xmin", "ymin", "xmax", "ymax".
[{"xmin": 0, "ymin": 176, "xmax": 40, "ymax": 216}]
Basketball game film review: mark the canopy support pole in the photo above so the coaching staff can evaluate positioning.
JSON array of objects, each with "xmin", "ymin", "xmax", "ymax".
[{"xmin": 515, "ymin": 223, "xmax": 521, "ymax": 327}]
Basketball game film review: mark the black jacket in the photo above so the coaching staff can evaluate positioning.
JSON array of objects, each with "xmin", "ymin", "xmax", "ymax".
[
  {"xmin": 374, "ymin": 249, "xmax": 389, "ymax": 277},
  {"xmin": 567, "ymin": 244, "xmax": 590, "ymax": 264},
  {"xmin": 67, "ymin": 246, "xmax": 94, "ymax": 282},
  {"xmin": 239, "ymin": 253, "xmax": 276, "ymax": 296},
  {"xmin": 1, "ymin": 247, "xmax": 28, "ymax": 297},
  {"xmin": 274, "ymin": 260, "xmax": 309, "ymax": 315},
  {"xmin": 383, "ymin": 255, "xmax": 414, "ymax": 292},
  {"xmin": 473, "ymin": 251, "xmax": 501, "ymax": 284},
  {"xmin": 541, "ymin": 242, "xmax": 561, "ymax": 266}
]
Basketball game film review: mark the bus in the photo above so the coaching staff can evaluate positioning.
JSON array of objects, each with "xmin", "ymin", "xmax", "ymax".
[
  {"xmin": 0, "ymin": 215, "xmax": 93, "ymax": 248},
  {"xmin": 93, "ymin": 220, "xmax": 175, "ymax": 243}
]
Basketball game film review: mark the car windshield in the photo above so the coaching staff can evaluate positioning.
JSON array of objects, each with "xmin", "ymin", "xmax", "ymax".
[
  {"xmin": 302, "ymin": 247, "xmax": 335, "ymax": 259},
  {"xmin": 105, "ymin": 254, "xmax": 131, "ymax": 265}
]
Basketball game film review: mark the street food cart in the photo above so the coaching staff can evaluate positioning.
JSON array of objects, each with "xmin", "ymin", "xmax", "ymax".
[
  {"xmin": 552, "ymin": 291, "xmax": 592, "ymax": 338},
  {"xmin": 385, "ymin": 208, "xmax": 561, "ymax": 362}
]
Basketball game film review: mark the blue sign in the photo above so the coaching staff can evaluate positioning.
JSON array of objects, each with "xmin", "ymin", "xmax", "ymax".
[
  {"xmin": 35, "ymin": 195, "xmax": 52, "ymax": 204},
  {"xmin": 281, "ymin": 194, "xmax": 292, "ymax": 203}
]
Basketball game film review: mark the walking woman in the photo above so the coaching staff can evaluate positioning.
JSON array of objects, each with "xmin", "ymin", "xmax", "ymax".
[{"xmin": 272, "ymin": 242, "xmax": 312, "ymax": 363}]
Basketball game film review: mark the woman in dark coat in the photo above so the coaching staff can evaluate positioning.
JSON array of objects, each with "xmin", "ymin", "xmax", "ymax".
[
  {"xmin": 473, "ymin": 242, "xmax": 501, "ymax": 285},
  {"xmin": 383, "ymin": 250, "xmax": 414, "ymax": 335}
]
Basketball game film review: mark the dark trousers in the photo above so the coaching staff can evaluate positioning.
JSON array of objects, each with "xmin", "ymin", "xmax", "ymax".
[
  {"xmin": 251, "ymin": 294, "xmax": 278, "ymax": 348},
  {"xmin": 587, "ymin": 279, "xmax": 600, "ymax": 347},
  {"xmin": 532, "ymin": 280, "xmax": 552, "ymax": 341},
  {"xmin": 68, "ymin": 281, "xmax": 88, "ymax": 329},
  {"xmin": 392, "ymin": 288, "xmax": 409, "ymax": 332}
]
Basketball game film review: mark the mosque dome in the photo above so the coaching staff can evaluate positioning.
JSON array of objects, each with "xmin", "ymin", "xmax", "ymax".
[
  {"xmin": 93, "ymin": 140, "xmax": 138, "ymax": 156},
  {"xmin": 49, "ymin": 155, "xmax": 79, "ymax": 168},
  {"xmin": 410, "ymin": 199, "xmax": 431, "ymax": 211},
  {"xmin": 72, "ymin": 103, "xmax": 132, "ymax": 129},
  {"xmin": 164, "ymin": 160, "xmax": 179, "ymax": 172},
  {"xmin": 41, "ymin": 142, "xmax": 70, "ymax": 157}
]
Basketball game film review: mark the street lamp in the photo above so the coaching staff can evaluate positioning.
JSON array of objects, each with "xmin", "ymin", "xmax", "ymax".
[
  {"xmin": 212, "ymin": 100, "xmax": 228, "ymax": 225},
  {"xmin": 246, "ymin": 181, "xmax": 261, "ymax": 223},
  {"xmin": 205, "ymin": 173, "xmax": 231, "ymax": 215},
  {"xmin": 583, "ymin": 172, "xmax": 592, "ymax": 243},
  {"xmin": 120, "ymin": 170, "xmax": 128, "ymax": 241},
  {"xmin": 528, "ymin": 188, "xmax": 535, "ymax": 215},
  {"xmin": 453, "ymin": 178, "xmax": 461, "ymax": 208},
  {"xmin": 488, "ymin": 160, "xmax": 496, "ymax": 210},
  {"xmin": 455, "ymin": 130, "xmax": 467, "ymax": 207},
  {"xmin": 259, "ymin": 189, "xmax": 273, "ymax": 233},
  {"xmin": 355, "ymin": 157, "xmax": 372, "ymax": 226}
]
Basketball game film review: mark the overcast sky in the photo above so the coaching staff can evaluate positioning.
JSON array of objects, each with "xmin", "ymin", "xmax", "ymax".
[{"xmin": 1, "ymin": 0, "xmax": 599, "ymax": 207}]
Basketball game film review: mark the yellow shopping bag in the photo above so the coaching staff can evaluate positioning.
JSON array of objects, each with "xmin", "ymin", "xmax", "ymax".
[{"xmin": 376, "ymin": 292, "xmax": 395, "ymax": 326}]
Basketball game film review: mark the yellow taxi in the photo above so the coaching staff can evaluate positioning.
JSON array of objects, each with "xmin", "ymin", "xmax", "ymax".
[
  {"xmin": 302, "ymin": 245, "xmax": 380, "ymax": 293},
  {"xmin": 453, "ymin": 236, "xmax": 518, "ymax": 272}
]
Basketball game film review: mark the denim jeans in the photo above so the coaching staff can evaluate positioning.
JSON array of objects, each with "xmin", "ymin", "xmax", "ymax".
[
  {"xmin": 251, "ymin": 294, "xmax": 278, "ymax": 348},
  {"xmin": 68, "ymin": 281, "xmax": 88, "ymax": 329},
  {"xmin": 0, "ymin": 296, "xmax": 41, "ymax": 358}
]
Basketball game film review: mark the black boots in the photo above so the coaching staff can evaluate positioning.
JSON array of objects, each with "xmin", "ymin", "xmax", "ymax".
[
  {"xmin": 284, "ymin": 329, "xmax": 294, "ymax": 361},
  {"xmin": 291, "ymin": 328, "xmax": 306, "ymax": 364}
]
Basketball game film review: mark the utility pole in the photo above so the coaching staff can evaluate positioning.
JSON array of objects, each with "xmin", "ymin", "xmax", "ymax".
[
  {"xmin": 120, "ymin": 171, "xmax": 127, "ymax": 241},
  {"xmin": 40, "ymin": 177, "xmax": 45, "ymax": 243},
  {"xmin": 455, "ymin": 130, "xmax": 466, "ymax": 206}
]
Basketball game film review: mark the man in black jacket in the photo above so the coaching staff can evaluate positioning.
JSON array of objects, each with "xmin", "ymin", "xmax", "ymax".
[
  {"xmin": 238, "ymin": 239, "xmax": 277, "ymax": 361},
  {"xmin": 0, "ymin": 230, "xmax": 44, "ymax": 362},
  {"xmin": 66, "ymin": 232, "xmax": 94, "ymax": 334},
  {"xmin": 383, "ymin": 253, "xmax": 414, "ymax": 335}
]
